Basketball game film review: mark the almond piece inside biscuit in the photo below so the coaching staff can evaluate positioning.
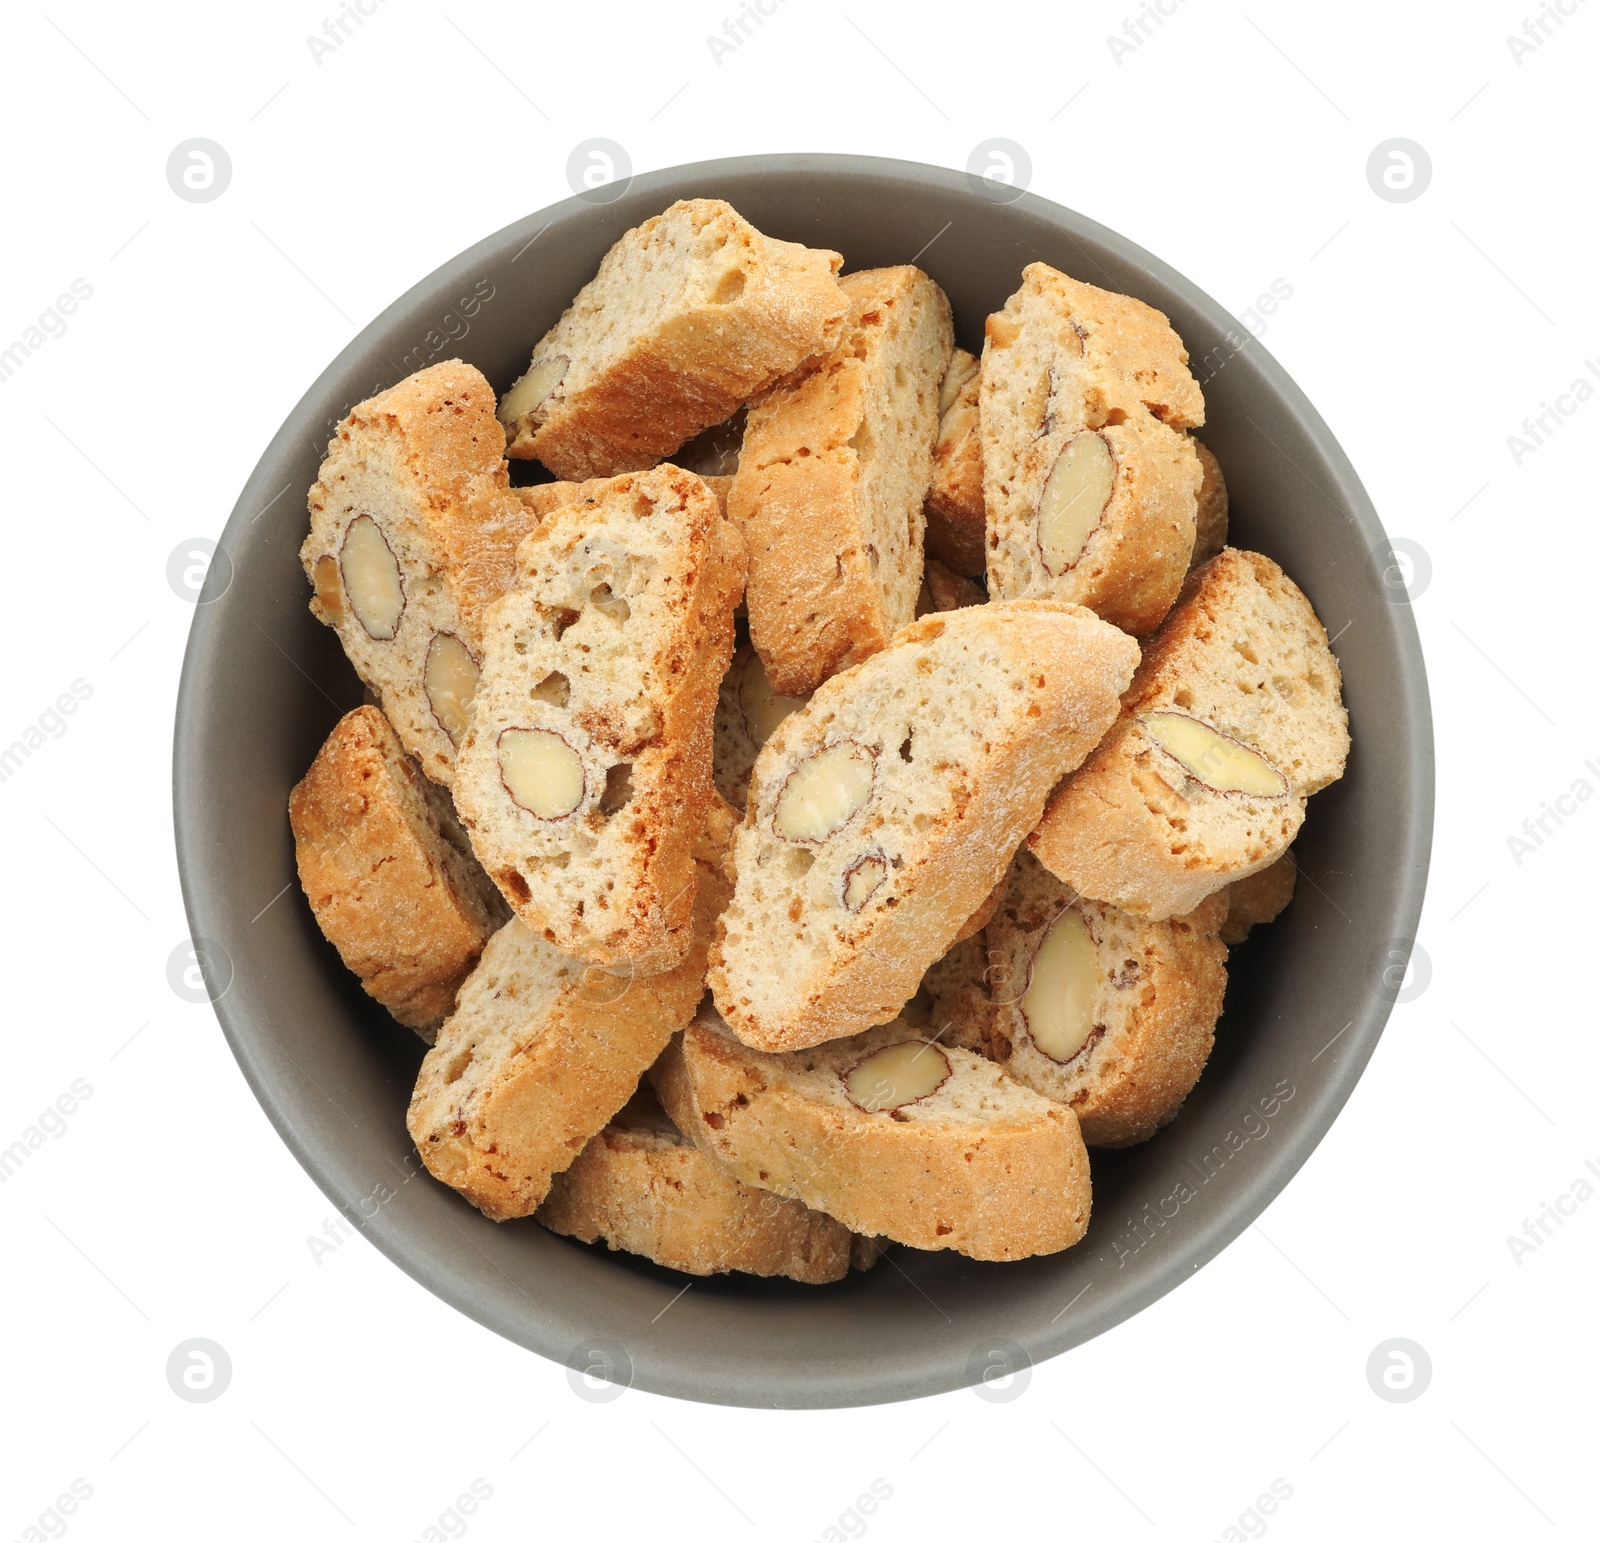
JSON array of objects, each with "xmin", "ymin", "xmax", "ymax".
[
  {"xmin": 842, "ymin": 852, "xmax": 888, "ymax": 911},
  {"xmin": 740, "ymin": 650, "xmax": 808, "ymax": 744},
  {"xmin": 340, "ymin": 515, "xmax": 405, "ymax": 640},
  {"xmin": 1022, "ymin": 908, "xmax": 1100, "ymax": 1064},
  {"xmin": 500, "ymin": 355, "xmax": 569, "ymax": 427},
  {"xmin": 425, "ymin": 632, "xmax": 479, "ymax": 745},
  {"xmin": 775, "ymin": 742, "xmax": 875, "ymax": 843},
  {"xmin": 1037, "ymin": 431, "xmax": 1115, "ymax": 575},
  {"xmin": 1141, "ymin": 711, "xmax": 1288, "ymax": 797},
  {"xmin": 844, "ymin": 1040, "xmax": 951, "ymax": 1113},
  {"xmin": 498, "ymin": 726, "xmax": 584, "ymax": 819}
]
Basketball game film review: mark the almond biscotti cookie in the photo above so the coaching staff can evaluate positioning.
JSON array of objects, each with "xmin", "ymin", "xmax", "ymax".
[
  {"xmin": 652, "ymin": 1011, "xmax": 1091, "ymax": 1261},
  {"xmin": 1030, "ymin": 548, "xmax": 1349, "ymax": 919},
  {"xmin": 289, "ymin": 707, "xmax": 505, "ymax": 1040},
  {"xmin": 983, "ymin": 263, "xmax": 1204, "ymax": 636},
  {"xmin": 302, "ymin": 360, "xmax": 524, "ymax": 785},
  {"xmin": 500, "ymin": 200, "xmax": 847, "ymax": 478},
  {"xmin": 709, "ymin": 600, "xmax": 1140, "ymax": 1052},
  {"xmin": 1219, "ymin": 848, "xmax": 1296, "ymax": 945},
  {"xmin": 407, "ymin": 862, "xmax": 728, "ymax": 1221},
  {"xmin": 732, "ymin": 265, "xmax": 954, "ymax": 696},
  {"xmin": 537, "ymin": 1085, "xmax": 859, "ymax": 1282},
  {"xmin": 924, "ymin": 347, "xmax": 985, "ymax": 577},
  {"xmin": 954, "ymin": 849, "xmax": 1229, "ymax": 1146},
  {"xmin": 453, "ymin": 466, "xmax": 745, "ymax": 973}
]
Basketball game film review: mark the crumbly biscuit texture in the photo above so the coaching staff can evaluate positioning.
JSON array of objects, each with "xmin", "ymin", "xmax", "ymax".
[
  {"xmin": 537, "ymin": 1085, "xmax": 859, "ymax": 1282},
  {"xmin": 1220, "ymin": 848, "xmax": 1297, "ymax": 945},
  {"xmin": 289, "ymin": 706, "xmax": 506, "ymax": 1038},
  {"xmin": 983, "ymin": 264, "xmax": 1203, "ymax": 636},
  {"xmin": 501, "ymin": 200, "xmax": 847, "ymax": 478},
  {"xmin": 710, "ymin": 599, "xmax": 1139, "ymax": 1051},
  {"xmin": 1029, "ymin": 547, "xmax": 1348, "ymax": 918},
  {"xmin": 407, "ymin": 862, "xmax": 728, "ymax": 1221},
  {"xmin": 302, "ymin": 360, "xmax": 523, "ymax": 784},
  {"xmin": 651, "ymin": 1010, "xmax": 1091, "ymax": 1261},
  {"xmin": 452, "ymin": 465, "xmax": 745, "ymax": 972},
  {"xmin": 1189, "ymin": 438, "xmax": 1229, "ymax": 569},
  {"xmin": 733, "ymin": 265, "xmax": 954, "ymax": 696}
]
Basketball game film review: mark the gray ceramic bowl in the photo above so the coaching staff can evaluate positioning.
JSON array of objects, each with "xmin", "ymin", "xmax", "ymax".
[{"xmin": 174, "ymin": 154, "xmax": 1432, "ymax": 1408}]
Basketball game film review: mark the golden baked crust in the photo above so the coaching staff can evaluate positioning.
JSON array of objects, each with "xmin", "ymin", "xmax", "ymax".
[
  {"xmin": 406, "ymin": 863, "xmax": 728, "ymax": 1221},
  {"xmin": 502, "ymin": 199, "xmax": 847, "ymax": 478},
  {"xmin": 982, "ymin": 263, "xmax": 1203, "ymax": 637},
  {"xmin": 733, "ymin": 266, "xmax": 954, "ymax": 696},
  {"xmin": 537, "ymin": 1086, "xmax": 857, "ymax": 1282},
  {"xmin": 1029, "ymin": 548, "xmax": 1348, "ymax": 918},
  {"xmin": 452, "ymin": 466, "xmax": 746, "ymax": 973},
  {"xmin": 709, "ymin": 600, "xmax": 1140, "ymax": 1051},
  {"xmin": 1220, "ymin": 848, "xmax": 1296, "ymax": 944},
  {"xmin": 289, "ymin": 706, "xmax": 504, "ymax": 1037},
  {"xmin": 924, "ymin": 348, "xmax": 985, "ymax": 577},
  {"xmin": 301, "ymin": 360, "xmax": 523, "ymax": 785},
  {"xmin": 652, "ymin": 1012, "xmax": 1091, "ymax": 1261}
]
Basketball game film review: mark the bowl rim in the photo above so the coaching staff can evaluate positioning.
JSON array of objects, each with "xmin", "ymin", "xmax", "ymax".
[{"xmin": 174, "ymin": 151, "xmax": 1434, "ymax": 1407}]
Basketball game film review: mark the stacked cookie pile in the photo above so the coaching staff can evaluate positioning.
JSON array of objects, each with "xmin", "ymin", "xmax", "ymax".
[{"xmin": 288, "ymin": 198, "xmax": 1348, "ymax": 1280}]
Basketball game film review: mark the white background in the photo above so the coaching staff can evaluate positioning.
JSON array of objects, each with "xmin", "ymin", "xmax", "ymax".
[{"xmin": 2, "ymin": 1, "xmax": 1595, "ymax": 1539}]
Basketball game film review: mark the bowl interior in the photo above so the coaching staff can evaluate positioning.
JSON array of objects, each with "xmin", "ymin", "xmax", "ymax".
[{"xmin": 174, "ymin": 154, "xmax": 1431, "ymax": 1408}]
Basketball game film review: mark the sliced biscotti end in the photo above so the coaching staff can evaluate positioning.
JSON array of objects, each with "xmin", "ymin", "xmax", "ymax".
[
  {"xmin": 924, "ymin": 347, "xmax": 986, "ymax": 578},
  {"xmin": 1220, "ymin": 848, "xmax": 1296, "ymax": 945},
  {"xmin": 452, "ymin": 466, "xmax": 746, "ymax": 973},
  {"xmin": 407, "ymin": 861, "xmax": 728, "ymax": 1222},
  {"xmin": 1189, "ymin": 439, "xmax": 1229, "ymax": 569},
  {"xmin": 290, "ymin": 706, "xmax": 506, "ymax": 1039},
  {"xmin": 713, "ymin": 642, "xmax": 810, "ymax": 813},
  {"xmin": 708, "ymin": 600, "xmax": 1140, "ymax": 1052},
  {"xmin": 302, "ymin": 360, "xmax": 521, "ymax": 785},
  {"xmin": 976, "ymin": 848, "xmax": 1228, "ymax": 1146},
  {"xmin": 652, "ymin": 1012, "xmax": 1090, "ymax": 1261},
  {"xmin": 734, "ymin": 264, "xmax": 955, "ymax": 697},
  {"xmin": 499, "ymin": 199, "xmax": 847, "ymax": 478},
  {"xmin": 1029, "ymin": 547, "xmax": 1346, "ymax": 918},
  {"xmin": 536, "ymin": 1084, "xmax": 857, "ymax": 1282}
]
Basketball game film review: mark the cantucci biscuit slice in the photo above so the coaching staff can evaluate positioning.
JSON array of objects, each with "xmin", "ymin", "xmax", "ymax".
[
  {"xmin": 982, "ymin": 263, "xmax": 1204, "ymax": 636},
  {"xmin": 301, "ymin": 360, "xmax": 524, "ymax": 785},
  {"xmin": 708, "ymin": 600, "xmax": 1139, "ymax": 1052},
  {"xmin": 1219, "ymin": 848, "xmax": 1296, "ymax": 945},
  {"xmin": 941, "ymin": 848, "xmax": 1229, "ymax": 1147},
  {"xmin": 923, "ymin": 346, "xmax": 986, "ymax": 577},
  {"xmin": 407, "ymin": 862, "xmax": 727, "ymax": 1222},
  {"xmin": 1029, "ymin": 548, "xmax": 1349, "ymax": 919},
  {"xmin": 500, "ymin": 199, "xmax": 847, "ymax": 478},
  {"xmin": 711, "ymin": 641, "xmax": 810, "ymax": 813},
  {"xmin": 732, "ymin": 265, "xmax": 954, "ymax": 695},
  {"xmin": 537, "ymin": 1085, "xmax": 861, "ymax": 1282},
  {"xmin": 1189, "ymin": 438, "xmax": 1229, "ymax": 569},
  {"xmin": 452, "ymin": 466, "xmax": 745, "ymax": 973},
  {"xmin": 651, "ymin": 1010, "xmax": 1092, "ymax": 1261},
  {"xmin": 289, "ymin": 706, "xmax": 505, "ymax": 1040}
]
